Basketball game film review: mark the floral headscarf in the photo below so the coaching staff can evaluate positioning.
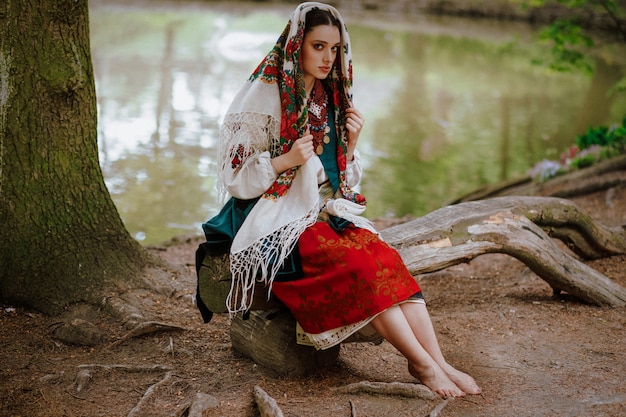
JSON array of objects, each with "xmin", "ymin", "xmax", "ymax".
[{"xmin": 230, "ymin": 1, "xmax": 365, "ymax": 205}]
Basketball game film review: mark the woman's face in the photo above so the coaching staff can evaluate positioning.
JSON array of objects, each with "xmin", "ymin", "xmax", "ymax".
[{"xmin": 302, "ymin": 24, "xmax": 341, "ymax": 88}]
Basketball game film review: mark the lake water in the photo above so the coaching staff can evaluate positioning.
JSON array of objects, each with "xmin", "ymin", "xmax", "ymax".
[{"xmin": 90, "ymin": 2, "xmax": 626, "ymax": 245}]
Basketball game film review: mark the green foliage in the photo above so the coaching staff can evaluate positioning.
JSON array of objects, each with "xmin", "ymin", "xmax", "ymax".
[
  {"xmin": 569, "ymin": 153, "xmax": 596, "ymax": 168},
  {"xmin": 568, "ymin": 144, "xmax": 622, "ymax": 168},
  {"xmin": 576, "ymin": 125, "xmax": 609, "ymax": 148},
  {"xmin": 538, "ymin": 19, "xmax": 594, "ymax": 74},
  {"xmin": 516, "ymin": 0, "xmax": 626, "ymax": 75},
  {"xmin": 611, "ymin": 77, "xmax": 626, "ymax": 94},
  {"xmin": 530, "ymin": 118, "xmax": 625, "ymax": 181},
  {"xmin": 576, "ymin": 117, "xmax": 626, "ymax": 151}
]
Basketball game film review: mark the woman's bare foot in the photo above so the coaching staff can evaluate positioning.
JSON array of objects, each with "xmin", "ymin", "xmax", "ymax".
[
  {"xmin": 441, "ymin": 364, "xmax": 482, "ymax": 395},
  {"xmin": 408, "ymin": 362, "xmax": 465, "ymax": 398}
]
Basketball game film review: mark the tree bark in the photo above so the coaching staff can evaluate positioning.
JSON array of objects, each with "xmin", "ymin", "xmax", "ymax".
[{"xmin": 0, "ymin": 0, "xmax": 147, "ymax": 314}]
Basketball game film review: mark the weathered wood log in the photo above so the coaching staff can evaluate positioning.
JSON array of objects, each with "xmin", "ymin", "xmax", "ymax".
[
  {"xmin": 230, "ymin": 309, "xmax": 341, "ymax": 375},
  {"xmin": 197, "ymin": 253, "xmax": 283, "ymax": 314},
  {"xmin": 381, "ymin": 196, "xmax": 626, "ymax": 307},
  {"xmin": 198, "ymin": 196, "xmax": 626, "ymax": 375},
  {"xmin": 197, "ymin": 253, "xmax": 232, "ymax": 314}
]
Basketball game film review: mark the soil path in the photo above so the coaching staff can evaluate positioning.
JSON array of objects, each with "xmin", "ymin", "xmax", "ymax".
[{"xmin": 1, "ymin": 180, "xmax": 625, "ymax": 417}]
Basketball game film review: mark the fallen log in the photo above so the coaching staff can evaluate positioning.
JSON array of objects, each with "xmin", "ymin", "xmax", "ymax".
[{"xmin": 381, "ymin": 196, "xmax": 626, "ymax": 307}]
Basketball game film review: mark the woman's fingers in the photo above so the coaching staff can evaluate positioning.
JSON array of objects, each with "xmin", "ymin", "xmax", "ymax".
[
  {"xmin": 292, "ymin": 133, "xmax": 314, "ymax": 164},
  {"xmin": 346, "ymin": 107, "xmax": 364, "ymax": 132}
]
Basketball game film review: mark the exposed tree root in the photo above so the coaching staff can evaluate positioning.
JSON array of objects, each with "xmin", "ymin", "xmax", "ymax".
[
  {"xmin": 178, "ymin": 392, "xmax": 220, "ymax": 417},
  {"xmin": 72, "ymin": 364, "xmax": 173, "ymax": 393},
  {"xmin": 76, "ymin": 363, "xmax": 173, "ymax": 373},
  {"xmin": 251, "ymin": 382, "xmax": 438, "ymax": 415},
  {"xmin": 335, "ymin": 381, "xmax": 439, "ymax": 400},
  {"xmin": 103, "ymin": 296, "xmax": 147, "ymax": 329},
  {"xmin": 107, "ymin": 321, "xmax": 188, "ymax": 348},
  {"xmin": 51, "ymin": 318, "xmax": 104, "ymax": 346},
  {"xmin": 126, "ymin": 370, "xmax": 173, "ymax": 417},
  {"xmin": 425, "ymin": 398, "xmax": 452, "ymax": 417},
  {"xmin": 254, "ymin": 385, "xmax": 285, "ymax": 417},
  {"xmin": 71, "ymin": 363, "xmax": 176, "ymax": 416},
  {"xmin": 73, "ymin": 368, "xmax": 92, "ymax": 393}
]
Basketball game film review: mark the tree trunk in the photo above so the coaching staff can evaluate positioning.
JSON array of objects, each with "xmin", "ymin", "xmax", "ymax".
[{"xmin": 0, "ymin": 0, "xmax": 147, "ymax": 314}]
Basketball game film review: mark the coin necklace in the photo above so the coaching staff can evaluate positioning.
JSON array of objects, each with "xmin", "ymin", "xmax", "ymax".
[{"xmin": 307, "ymin": 80, "xmax": 331, "ymax": 156}]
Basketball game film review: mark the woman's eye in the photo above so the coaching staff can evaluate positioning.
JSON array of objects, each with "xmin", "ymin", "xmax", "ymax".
[
  {"xmin": 331, "ymin": 46, "xmax": 339, "ymax": 52},
  {"xmin": 314, "ymin": 44, "xmax": 323, "ymax": 50}
]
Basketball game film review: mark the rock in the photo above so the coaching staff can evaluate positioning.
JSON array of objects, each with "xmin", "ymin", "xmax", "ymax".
[
  {"xmin": 52, "ymin": 319, "xmax": 104, "ymax": 346},
  {"xmin": 188, "ymin": 392, "xmax": 219, "ymax": 417}
]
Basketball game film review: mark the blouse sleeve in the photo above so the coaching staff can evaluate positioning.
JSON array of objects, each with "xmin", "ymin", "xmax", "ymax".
[
  {"xmin": 345, "ymin": 149, "xmax": 363, "ymax": 188},
  {"xmin": 223, "ymin": 150, "xmax": 277, "ymax": 200}
]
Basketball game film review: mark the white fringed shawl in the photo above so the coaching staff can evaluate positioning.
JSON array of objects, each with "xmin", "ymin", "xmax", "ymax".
[{"xmin": 219, "ymin": 83, "xmax": 324, "ymax": 314}]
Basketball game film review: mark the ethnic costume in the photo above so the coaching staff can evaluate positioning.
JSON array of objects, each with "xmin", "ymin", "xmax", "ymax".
[{"xmin": 206, "ymin": 2, "xmax": 422, "ymax": 350}]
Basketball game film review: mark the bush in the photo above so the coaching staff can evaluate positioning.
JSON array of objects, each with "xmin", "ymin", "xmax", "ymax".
[
  {"xmin": 576, "ymin": 118, "xmax": 626, "ymax": 152},
  {"xmin": 529, "ymin": 118, "xmax": 626, "ymax": 182}
]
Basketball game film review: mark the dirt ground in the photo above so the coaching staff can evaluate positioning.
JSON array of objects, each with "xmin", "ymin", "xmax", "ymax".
[{"xmin": 2, "ymin": 176, "xmax": 626, "ymax": 416}]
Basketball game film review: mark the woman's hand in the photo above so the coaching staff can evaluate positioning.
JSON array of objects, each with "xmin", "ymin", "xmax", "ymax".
[
  {"xmin": 271, "ymin": 129, "xmax": 314, "ymax": 174},
  {"xmin": 345, "ymin": 106, "xmax": 364, "ymax": 161}
]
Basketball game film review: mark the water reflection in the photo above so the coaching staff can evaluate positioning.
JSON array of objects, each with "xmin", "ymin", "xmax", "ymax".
[{"xmin": 91, "ymin": 3, "xmax": 626, "ymax": 244}]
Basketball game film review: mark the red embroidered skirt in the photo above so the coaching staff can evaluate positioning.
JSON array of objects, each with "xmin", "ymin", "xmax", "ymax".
[{"xmin": 270, "ymin": 222, "xmax": 421, "ymax": 334}]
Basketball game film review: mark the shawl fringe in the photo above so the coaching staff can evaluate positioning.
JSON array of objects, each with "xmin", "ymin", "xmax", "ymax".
[{"xmin": 226, "ymin": 204, "xmax": 319, "ymax": 314}]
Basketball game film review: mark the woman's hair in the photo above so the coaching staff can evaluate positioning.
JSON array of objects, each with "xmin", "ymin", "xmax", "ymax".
[{"xmin": 304, "ymin": 9, "xmax": 341, "ymax": 34}]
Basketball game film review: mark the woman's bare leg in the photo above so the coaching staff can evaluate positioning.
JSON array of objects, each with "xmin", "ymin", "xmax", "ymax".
[
  {"xmin": 370, "ymin": 305, "xmax": 465, "ymax": 397},
  {"xmin": 400, "ymin": 302, "xmax": 482, "ymax": 395}
]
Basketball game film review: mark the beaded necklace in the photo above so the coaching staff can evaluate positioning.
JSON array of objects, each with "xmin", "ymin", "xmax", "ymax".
[{"xmin": 307, "ymin": 80, "xmax": 331, "ymax": 155}]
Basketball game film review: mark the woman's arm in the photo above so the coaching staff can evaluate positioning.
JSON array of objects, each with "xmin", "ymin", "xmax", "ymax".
[
  {"xmin": 224, "ymin": 151, "xmax": 277, "ymax": 200},
  {"xmin": 345, "ymin": 106, "xmax": 364, "ymax": 187},
  {"xmin": 345, "ymin": 106, "xmax": 364, "ymax": 162},
  {"xmin": 224, "ymin": 130, "xmax": 316, "ymax": 200},
  {"xmin": 270, "ymin": 130, "xmax": 314, "ymax": 174},
  {"xmin": 346, "ymin": 149, "xmax": 362, "ymax": 187}
]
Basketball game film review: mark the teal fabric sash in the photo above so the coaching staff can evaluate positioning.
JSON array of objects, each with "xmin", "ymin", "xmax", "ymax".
[{"xmin": 201, "ymin": 196, "xmax": 259, "ymax": 256}]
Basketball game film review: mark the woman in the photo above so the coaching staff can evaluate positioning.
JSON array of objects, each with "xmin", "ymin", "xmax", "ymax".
[{"xmin": 209, "ymin": 2, "xmax": 481, "ymax": 398}]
